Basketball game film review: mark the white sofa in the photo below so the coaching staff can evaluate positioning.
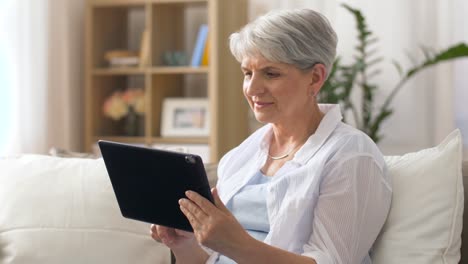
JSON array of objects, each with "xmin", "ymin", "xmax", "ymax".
[
  {"xmin": 0, "ymin": 130, "xmax": 464, "ymax": 264},
  {"xmin": 0, "ymin": 155, "xmax": 170, "ymax": 264}
]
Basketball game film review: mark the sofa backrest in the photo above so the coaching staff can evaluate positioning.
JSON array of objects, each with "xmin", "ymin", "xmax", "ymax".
[
  {"xmin": 461, "ymin": 161, "xmax": 468, "ymax": 263},
  {"xmin": 0, "ymin": 155, "xmax": 171, "ymax": 264}
]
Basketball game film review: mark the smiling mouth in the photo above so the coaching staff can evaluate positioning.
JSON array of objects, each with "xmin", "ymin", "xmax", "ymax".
[{"xmin": 254, "ymin": 101, "xmax": 274, "ymax": 108}]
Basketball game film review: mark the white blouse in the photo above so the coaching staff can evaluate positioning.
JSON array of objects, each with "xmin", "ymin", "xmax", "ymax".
[{"xmin": 208, "ymin": 104, "xmax": 392, "ymax": 264}]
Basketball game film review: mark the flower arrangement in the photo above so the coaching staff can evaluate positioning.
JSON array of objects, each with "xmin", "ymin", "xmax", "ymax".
[{"xmin": 103, "ymin": 89, "xmax": 145, "ymax": 120}]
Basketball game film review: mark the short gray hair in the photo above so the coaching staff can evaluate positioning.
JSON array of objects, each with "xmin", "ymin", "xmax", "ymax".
[{"xmin": 229, "ymin": 9, "xmax": 338, "ymax": 77}]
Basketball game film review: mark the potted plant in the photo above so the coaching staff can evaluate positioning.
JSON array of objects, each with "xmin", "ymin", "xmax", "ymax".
[{"xmin": 320, "ymin": 4, "xmax": 468, "ymax": 143}]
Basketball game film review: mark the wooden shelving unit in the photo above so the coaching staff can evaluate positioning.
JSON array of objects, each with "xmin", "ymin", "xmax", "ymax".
[{"xmin": 84, "ymin": 0, "xmax": 249, "ymax": 162}]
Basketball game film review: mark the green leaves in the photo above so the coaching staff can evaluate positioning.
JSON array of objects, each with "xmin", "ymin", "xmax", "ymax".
[
  {"xmin": 405, "ymin": 43, "xmax": 468, "ymax": 79},
  {"xmin": 320, "ymin": 59, "xmax": 343, "ymax": 104},
  {"xmin": 321, "ymin": 5, "xmax": 468, "ymax": 143},
  {"xmin": 342, "ymin": 3, "xmax": 381, "ymax": 134}
]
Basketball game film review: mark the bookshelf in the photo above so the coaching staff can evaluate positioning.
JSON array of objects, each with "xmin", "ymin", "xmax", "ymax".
[{"xmin": 84, "ymin": 0, "xmax": 249, "ymax": 162}]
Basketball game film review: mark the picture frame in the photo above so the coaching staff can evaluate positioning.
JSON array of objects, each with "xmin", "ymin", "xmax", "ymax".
[{"xmin": 161, "ymin": 98, "xmax": 210, "ymax": 137}]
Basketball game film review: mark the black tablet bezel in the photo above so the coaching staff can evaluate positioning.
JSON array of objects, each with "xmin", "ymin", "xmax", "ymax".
[{"xmin": 98, "ymin": 140, "xmax": 214, "ymax": 232}]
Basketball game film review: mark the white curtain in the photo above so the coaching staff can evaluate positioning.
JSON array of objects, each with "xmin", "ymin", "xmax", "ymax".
[
  {"xmin": 249, "ymin": 0, "xmax": 464, "ymax": 155},
  {"xmin": 1, "ymin": 0, "xmax": 84, "ymax": 155},
  {"xmin": 453, "ymin": 0, "xmax": 468, "ymax": 157},
  {"xmin": 0, "ymin": 0, "xmax": 16, "ymax": 152},
  {"xmin": 46, "ymin": 0, "xmax": 85, "ymax": 153}
]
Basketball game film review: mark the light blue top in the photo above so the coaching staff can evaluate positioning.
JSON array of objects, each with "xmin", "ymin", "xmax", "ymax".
[{"xmin": 215, "ymin": 170, "xmax": 272, "ymax": 264}]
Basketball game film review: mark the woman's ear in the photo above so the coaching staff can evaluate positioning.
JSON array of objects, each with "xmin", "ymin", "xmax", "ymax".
[{"xmin": 308, "ymin": 63, "xmax": 327, "ymax": 96}]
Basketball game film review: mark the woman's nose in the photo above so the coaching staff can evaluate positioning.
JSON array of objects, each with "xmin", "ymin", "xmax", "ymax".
[{"xmin": 244, "ymin": 75, "xmax": 264, "ymax": 96}]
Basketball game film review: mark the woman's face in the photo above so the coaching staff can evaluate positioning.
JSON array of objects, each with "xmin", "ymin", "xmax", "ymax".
[{"xmin": 241, "ymin": 55, "xmax": 319, "ymax": 124}]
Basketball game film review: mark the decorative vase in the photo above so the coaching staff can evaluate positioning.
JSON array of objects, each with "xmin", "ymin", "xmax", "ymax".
[{"xmin": 124, "ymin": 106, "xmax": 143, "ymax": 136}]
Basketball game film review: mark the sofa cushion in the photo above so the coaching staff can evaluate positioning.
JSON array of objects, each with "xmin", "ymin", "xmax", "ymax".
[
  {"xmin": 0, "ymin": 155, "xmax": 170, "ymax": 264},
  {"xmin": 371, "ymin": 130, "xmax": 463, "ymax": 263}
]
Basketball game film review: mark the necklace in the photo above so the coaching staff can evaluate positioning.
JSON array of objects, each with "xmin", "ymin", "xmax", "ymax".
[
  {"xmin": 268, "ymin": 144, "xmax": 301, "ymax": 160},
  {"xmin": 268, "ymin": 152, "xmax": 291, "ymax": 160}
]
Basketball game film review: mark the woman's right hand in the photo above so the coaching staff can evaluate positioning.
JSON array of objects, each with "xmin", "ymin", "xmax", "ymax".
[
  {"xmin": 151, "ymin": 224, "xmax": 209, "ymax": 263},
  {"xmin": 150, "ymin": 224, "xmax": 196, "ymax": 251}
]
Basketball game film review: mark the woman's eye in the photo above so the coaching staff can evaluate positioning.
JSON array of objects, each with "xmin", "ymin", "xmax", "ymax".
[
  {"xmin": 244, "ymin": 72, "xmax": 252, "ymax": 78},
  {"xmin": 266, "ymin": 72, "xmax": 279, "ymax": 78}
]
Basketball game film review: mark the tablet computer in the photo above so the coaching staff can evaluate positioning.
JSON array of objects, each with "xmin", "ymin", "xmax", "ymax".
[{"xmin": 98, "ymin": 140, "xmax": 214, "ymax": 232}]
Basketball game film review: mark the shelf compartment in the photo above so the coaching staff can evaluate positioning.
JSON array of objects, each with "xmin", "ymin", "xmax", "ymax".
[
  {"xmin": 150, "ymin": 74, "xmax": 184, "ymax": 137},
  {"xmin": 151, "ymin": 1, "xmax": 208, "ymax": 67},
  {"xmin": 150, "ymin": 73, "xmax": 208, "ymax": 137},
  {"xmin": 92, "ymin": 75, "xmax": 147, "ymax": 137},
  {"xmin": 91, "ymin": 5, "xmax": 146, "ymax": 68}
]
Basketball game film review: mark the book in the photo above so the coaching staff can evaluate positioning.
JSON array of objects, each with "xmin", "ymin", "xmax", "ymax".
[
  {"xmin": 104, "ymin": 50, "xmax": 138, "ymax": 60},
  {"xmin": 139, "ymin": 29, "xmax": 150, "ymax": 68},
  {"xmin": 109, "ymin": 56, "xmax": 140, "ymax": 67},
  {"xmin": 201, "ymin": 33, "xmax": 210, "ymax": 66},
  {"xmin": 190, "ymin": 24, "xmax": 209, "ymax": 67}
]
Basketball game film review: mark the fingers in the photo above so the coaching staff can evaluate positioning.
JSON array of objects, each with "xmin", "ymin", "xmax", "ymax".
[
  {"xmin": 184, "ymin": 190, "xmax": 216, "ymax": 215},
  {"xmin": 211, "ymin": 187, "xmax": 230, "ymax": 213},
  {"xmin": 150, "ymin": 224, "xmax": 181, "ymax": 246},
  {"xmin": 155, "ymin": 225, "xmax": 178, "ymax": 244},
  {"xmin": 179, "ymin": 202, "xmax": 203, "ymax": 230},
  {"xmin": 174, "ymin": 228, "xmax": 194, "ymax": 238},
  {"xmin": 180, "ymin": 189, "xmax": 231, "ymax": 232},
  {"xmin": 150, "ymin": 224, "xmax": 162, "ymax": 242}
]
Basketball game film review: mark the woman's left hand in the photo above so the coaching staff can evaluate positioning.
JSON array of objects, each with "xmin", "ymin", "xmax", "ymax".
[{"xmin": 179, "ymin": 188, "xmax": 251, "ymax": 255}]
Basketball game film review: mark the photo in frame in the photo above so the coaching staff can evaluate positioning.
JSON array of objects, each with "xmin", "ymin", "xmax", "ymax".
[{"xmin": 161, "ymin": 98, "xmax": 210, "ymax": 137}]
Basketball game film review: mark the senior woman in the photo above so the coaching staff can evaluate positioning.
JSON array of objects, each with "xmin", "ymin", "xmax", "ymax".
[{"xmin": 151, "ymin": 8, "xmax": 391, "ymax": 264}]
